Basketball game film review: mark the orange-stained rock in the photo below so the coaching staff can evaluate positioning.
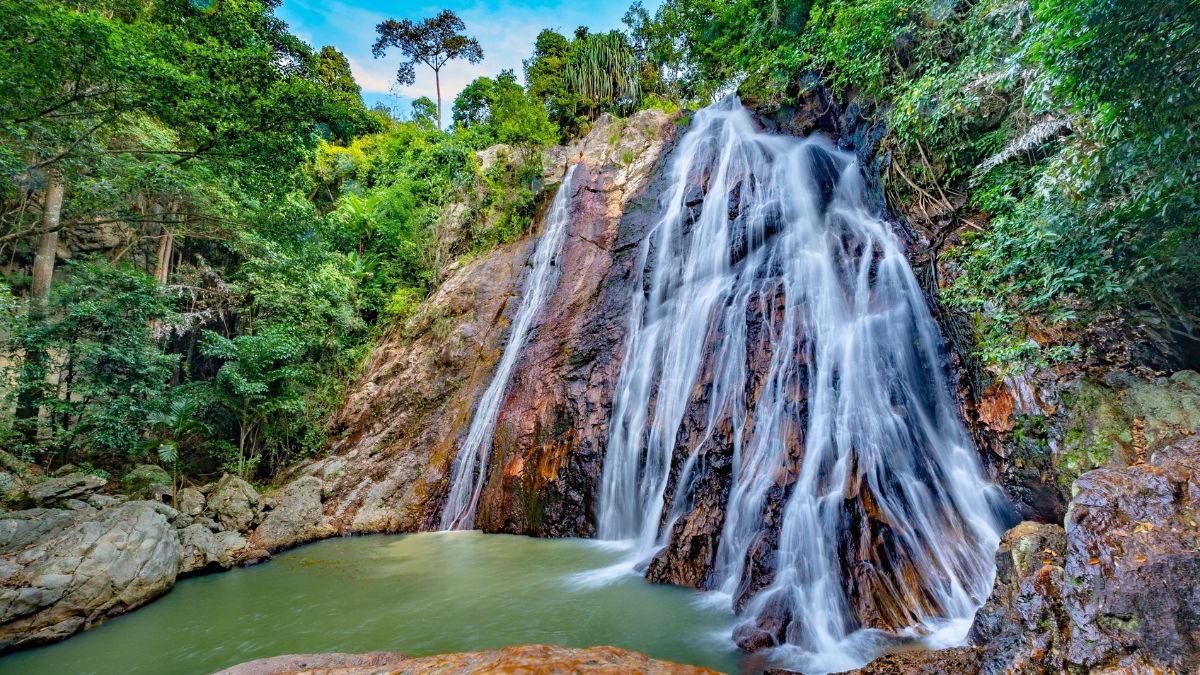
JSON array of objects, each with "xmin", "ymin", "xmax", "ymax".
[{"xmin": 215, "ymin": 645, "xmax": 719, "ymax": 675}]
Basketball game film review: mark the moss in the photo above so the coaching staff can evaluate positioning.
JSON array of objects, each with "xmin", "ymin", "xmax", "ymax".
[{"xmin": 1097, "ymin": 614, "xmax": 1139, "ymax": 634}]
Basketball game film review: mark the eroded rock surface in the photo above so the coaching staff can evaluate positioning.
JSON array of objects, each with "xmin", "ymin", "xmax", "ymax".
[
  {"xmin": 216, "ymin": 645, "xmax": 719, "ymax": 675},
  {"xmin": 22, "ymin": 472, "xmax": 106, "ymax": 507},
  {"xmin": 0, "ymin": 501, "xmax": 181, "ymax": 650}
]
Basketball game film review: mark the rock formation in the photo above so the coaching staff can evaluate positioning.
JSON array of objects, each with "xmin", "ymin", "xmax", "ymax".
[{"xmin": 0, "ymin": 470, "xmax": 339, "ymax": 651}]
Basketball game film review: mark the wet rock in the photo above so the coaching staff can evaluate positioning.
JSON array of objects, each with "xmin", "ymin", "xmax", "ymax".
[
  {"xmin": 207, "ymin": 474, "xmax": 261, "ymax": 532},
  {"xmin": 1060, "ymin": 434, "xmax": 1200, "ymax": 670},
  {"xmin": 968, "ymin": 520, "xmax": 1066, "ymax": 649},
  {"xmin": 216, "ymin": 645, "xmax": 719, "ymax": 675},
  {"xmin": 252, "ymin": 477, "xmax": 334, "ymax": 551},
  {"xmin": 853, "ymin": 434, "xmax": 1200, "ymax": 673},
  {"xmin": 832, "ymin": 647, "xmax": 982, "ymax": 674},
  {"xmin": 22, "ymin": 473, "xmax": 106, "ymax": 507},
  {"xmin": 0, "ymin": 501, "xmax": 181, "ymax": 651},
  {"xmin": 178, "ymin": 523, "xmax": 232, "ymax": 574},
  {"xmin": 322, "ymin": 109, "xmax": 678, "ymax": 536}
]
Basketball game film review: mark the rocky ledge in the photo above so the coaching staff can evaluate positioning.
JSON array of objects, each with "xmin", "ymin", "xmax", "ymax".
[
  {"xmin": 215, "ymin": 645, "xmax": 719, "ymax": 675},
  {"xmin": 0, "ymin": 469, "xmax": 335, "ymax": 652}
]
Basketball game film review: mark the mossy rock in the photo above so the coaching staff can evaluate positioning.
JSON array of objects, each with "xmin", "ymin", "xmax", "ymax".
[
  {"xmin": 122, "ymin": 464, "xmax": 173, "ymax": 498},
  {"xmin": 1055, "ymin": 370, "xmax": 1200, "ymax": 495}
]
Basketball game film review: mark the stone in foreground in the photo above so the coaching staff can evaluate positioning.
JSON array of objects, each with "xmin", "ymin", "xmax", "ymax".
[{"xmin": 215, "ymin": 645, "xmax": 719, "ymax": 674}]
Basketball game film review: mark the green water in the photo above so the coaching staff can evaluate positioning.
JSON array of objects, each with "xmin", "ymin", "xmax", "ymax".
[{"xmin": 0, "ymin": 532, "xmax": 742, "ymax": 674}]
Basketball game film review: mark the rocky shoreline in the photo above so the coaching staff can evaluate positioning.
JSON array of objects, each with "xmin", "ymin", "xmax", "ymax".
[{"xmin": 0, "ymin": 466, "xmax": 335, "ymax": 652}]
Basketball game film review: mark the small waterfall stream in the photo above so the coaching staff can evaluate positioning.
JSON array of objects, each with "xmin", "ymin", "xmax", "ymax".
[
  {"xmin": 439, "ymin": 165, "xmax": 578, "ymax": 530},
  {"xmin": 596, "ymin": 98, "xmax": 1005, "ymax": 671}
]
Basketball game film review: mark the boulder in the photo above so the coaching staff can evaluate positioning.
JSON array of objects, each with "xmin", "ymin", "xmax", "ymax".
[
  {"xmin": 215, "ymin": 645, "xmax": 719, "ymax": 675},
  {"xmin": 0, "ymin": 501, "xmax": 181, "ymax": 651},
  {"xmin": 122, "ymin": 464, "xmax": 173, "ymax": 499},
  {"xmin": 252, "ymin": 477, "xmax": 333, "ymax": 552},
  {"xmin": 175, "ymin": 487, "xmax": 206, "ymax": 517},
  {"xmin": 178, "ymin": 523, "xmax": 232, "ymax": 574},
  {"xmin": 0, "ymin": 470, "xmax": 24, "ymax": 497},
  {"xmin": 207, "ymin": 474, "xmax": 261, "ymax": 532},
  {"xmin": 22, "ymin": 473, "xmax": 106, "ymax": 507}
]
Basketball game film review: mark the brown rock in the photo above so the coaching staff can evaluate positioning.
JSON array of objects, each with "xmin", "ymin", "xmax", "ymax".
[{"xmin": 215, "ymin": 645, "xmax": 719, "ymax": 675}]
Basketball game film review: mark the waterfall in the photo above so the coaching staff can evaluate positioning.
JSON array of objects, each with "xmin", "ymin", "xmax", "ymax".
[
  {"xmin": 596, "ymin": 99, "xmax": 1005, "ymax": 671},
  {"xmin": 439, "ymin": 165, "xmax": 578, "ymax": 530}
]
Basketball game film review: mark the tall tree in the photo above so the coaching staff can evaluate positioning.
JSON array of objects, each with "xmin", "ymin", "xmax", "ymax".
[{"xmin": 371, "ymin": 10, "xmax": 484, "ymax": 129}]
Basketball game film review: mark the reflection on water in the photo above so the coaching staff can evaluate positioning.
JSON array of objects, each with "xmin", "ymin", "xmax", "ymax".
[{"xmin": 0, "ymin": 532, "xmax": 741, "ymax": 675}]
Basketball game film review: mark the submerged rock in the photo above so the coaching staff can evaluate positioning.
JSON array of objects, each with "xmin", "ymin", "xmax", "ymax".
[
  {"xmin": 0, "ymin": 501, "xmax": 181, "ymax": 651},
  {"xmin": 215, "ymin": 645, "xmax": 719, "ymax": 675}
]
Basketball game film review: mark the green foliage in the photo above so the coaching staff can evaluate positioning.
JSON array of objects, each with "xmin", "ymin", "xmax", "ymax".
[
  {"xmin": 565, "ymin": 31, "xmax": 643, "ymax": 114},
  {"xmin": 3, "ymin": 259, "xmax": 176, "ymax": 465},
  {"xmin": 451, "ymin": 71, "xmax": 558, "ymax": 147}
]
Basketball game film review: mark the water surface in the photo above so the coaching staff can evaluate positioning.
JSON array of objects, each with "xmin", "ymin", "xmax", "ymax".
[{"xmin": 0, "ymin": 532, "xmax": 740, "ymax": 674}]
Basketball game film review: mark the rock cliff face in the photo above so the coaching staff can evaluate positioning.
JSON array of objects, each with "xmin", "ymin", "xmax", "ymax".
[{"xmin": 317, "ymin": 111, "xmax": 679, "ymax": 536}]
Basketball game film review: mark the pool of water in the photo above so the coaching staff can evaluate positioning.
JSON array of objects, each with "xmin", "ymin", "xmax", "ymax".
[{"xmin": 0, "ymin": 532, "xmax": 742, "ymax": 674}]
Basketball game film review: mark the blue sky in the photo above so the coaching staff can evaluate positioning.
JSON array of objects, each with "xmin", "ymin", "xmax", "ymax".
[{"xmin": 277, "ymin": 0, "xmax": 658, "ymax": 124}]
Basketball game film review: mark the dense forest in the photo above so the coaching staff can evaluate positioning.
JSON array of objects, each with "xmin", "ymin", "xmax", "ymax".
[{"xmin": 2, "ymin": 0, "xmax": 1196, "ymax": 493}]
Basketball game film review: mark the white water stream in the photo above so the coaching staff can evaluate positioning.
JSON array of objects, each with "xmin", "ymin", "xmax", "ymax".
[
  {"xmin": 439, "ymin": 165, "xmax": 578, "ymax": 530},
  {"xmin": 595, "ymin": 98, "xmax": 1005, "ymax": 672}
]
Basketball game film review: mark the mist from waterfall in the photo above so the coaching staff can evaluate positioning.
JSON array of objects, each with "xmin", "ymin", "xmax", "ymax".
[
  {"xmin": 439, "ymin": 165, "xmax": 578, "ymax": 531},
  {"xmin": 595, "ymin": 98, "xmax": 1005, "ymax": 671}
]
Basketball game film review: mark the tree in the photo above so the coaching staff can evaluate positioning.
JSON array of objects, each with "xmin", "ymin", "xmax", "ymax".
[
  {"xmin": 565, "ymin": 31, "xmax": 643, "ymax": 117},
  {"xmin": 371, "ymin": 10, "xmax": 484, "ymax": 130},
  {"xmin": 411, "ymin": 96, "xmax": 439, "ymax": 130}
]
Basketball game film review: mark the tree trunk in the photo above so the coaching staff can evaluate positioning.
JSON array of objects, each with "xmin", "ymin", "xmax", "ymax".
[
  {"xmin": 154, "ymin": 222, "xmax": 175, "ymax": 284},
  {"xmin": 29, "ymin": 172, "xmax": 64, "ymax": 308},
  {"xmin": 434, "ymin": 68, "xmax": 442, "ymax": 130},
  {"xmin": 16, "ymin": 172, "xmax": 65, "ymax": 444}
]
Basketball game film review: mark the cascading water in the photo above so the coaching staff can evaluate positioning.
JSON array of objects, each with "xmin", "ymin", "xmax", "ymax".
[
  {"xmin": 439, "ymin": 165, "xmax": 578, "ymax": 530},
  {"xmin": 596, "ymin": 98, "xmax": 1006, "ymax": 671}
]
